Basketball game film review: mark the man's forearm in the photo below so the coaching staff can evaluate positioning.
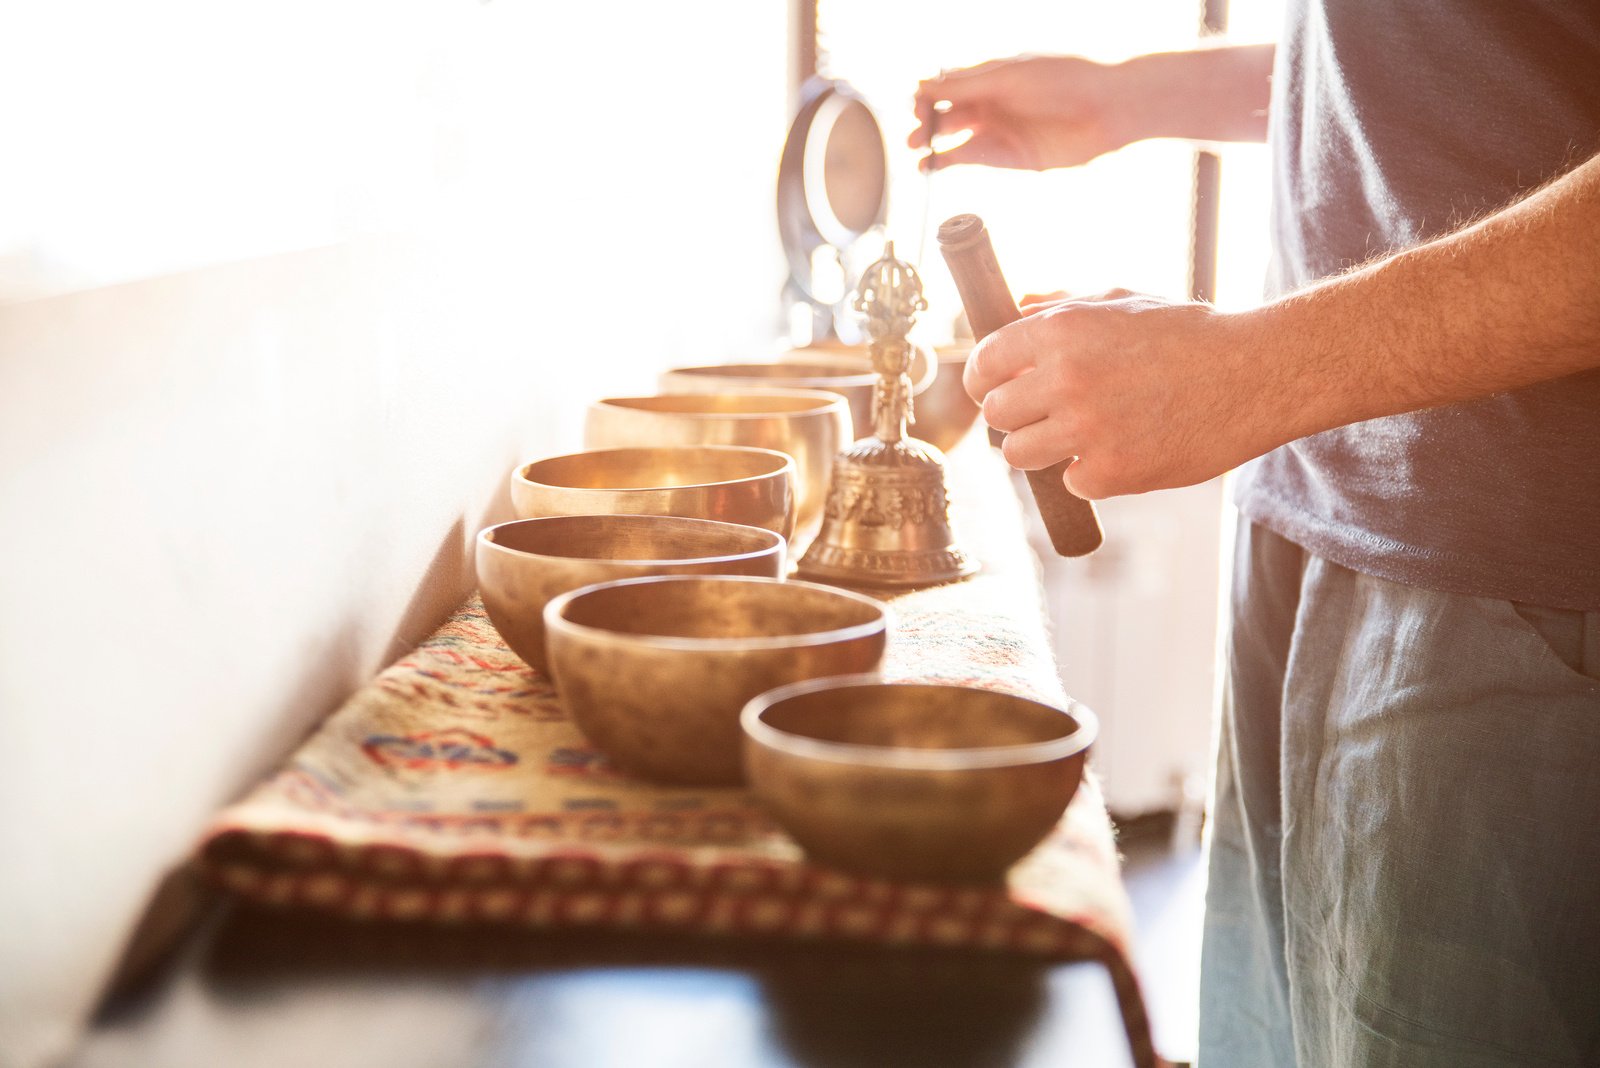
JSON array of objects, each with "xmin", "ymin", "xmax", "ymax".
[
  {"xmin": 1113, "ymin": 44, "xmax": 1275, "ymax": 147},
  {"xmin": 1252, "ymin": 151, "xmax": 1600, "ymax": 440}
]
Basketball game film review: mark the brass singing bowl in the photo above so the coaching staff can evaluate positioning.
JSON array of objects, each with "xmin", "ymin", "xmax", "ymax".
[
  {"xmin": 660, "ymin": 360, "xmax": 879, "ymax": 441},
  {"xmin": 742, "ymin": 678, "xmax": 1097, "ymax": 884},
  {"xmin": 778, "ymin": 342, "xmax": 937, "ymax": 395},
  {"xmin": 476, "ymin": 515, "xmax": 785, "ymax": 675},
  {"xmin": 584, "ymin": 390, "xmax": 851, "ymax": 554},
  {"xmin": 545, "ymin": 575, "xmax": 888, "ymax": 786},
  {"xmin": 511, "ymin": 446, "xmax": 796, "ymax": 541},
  {"xmin": 662, "ymin": 346, "xmax": 937, "ymax": 442},
  {"xmin": 914, "ymin": 344, "xmax": 983, "ymax": 454}
]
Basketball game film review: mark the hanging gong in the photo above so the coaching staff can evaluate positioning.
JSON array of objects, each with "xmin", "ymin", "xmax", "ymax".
[{"xmin": 777, "ymin": 77, "xmax": 891, "ymax": 343}]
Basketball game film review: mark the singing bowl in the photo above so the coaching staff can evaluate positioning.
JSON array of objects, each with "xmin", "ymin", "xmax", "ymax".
[
  {"xmin": 913, "ymin": 344, "xmax": 982, "ymax": 454},
  {"xmin": 476, "ymin": 515, "xmax": 784, "ymax": 675},
  {"xmin": 660, "ymin": 346, "xmax": 935, "ymax": 442},
  {"xmin": 511, "ymin": 446, "xmax": 796, "ymax": 541},
  {"xmin": 778, "ymin": 342, "xmax": 937, "ymax": 394},
  {"xmin": 660, "ymin": 360, "xmax": 879, "ymax": 441},
  {"xmin": 545, "ymin": 575, "xmax": 888, "ymax": 786},
  {"xmin": 584, "ymin": 390, "xmax": 851, "ymax": 553},
  {"xmin": 742, "ymin": 678, "xmax": 1097, "ymax": 883}
]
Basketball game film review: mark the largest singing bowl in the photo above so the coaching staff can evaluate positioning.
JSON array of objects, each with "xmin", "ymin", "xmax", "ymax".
[
  {"xmin": 476, "ymin": 515, "xmax": 784, "ymax": 675},
  {"xmin": 545, "ymin": 575, "xmax": 888, "ymax": 786},
  {"xmin": 743, "ymin": 678, "xmax": 1097, "ymax": 884},
  {"xmin": 511, "ymin": 445, "xmax": 796, "ymax": 542},
  {"xmin": 585, "ymin": 389, "xmax": 850, "ymax": 554}
]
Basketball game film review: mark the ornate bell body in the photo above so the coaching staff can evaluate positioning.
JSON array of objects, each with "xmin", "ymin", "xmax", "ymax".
[{"xmin": 797, "ymin": 244, "xmax": 976, "ymax": 588}]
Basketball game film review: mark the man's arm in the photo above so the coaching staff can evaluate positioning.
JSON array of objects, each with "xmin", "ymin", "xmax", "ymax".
[
  {"xmin": 1269, "ymin": 156, "xmax": 1600, "ymax": 425},
  {"xmin": 909, "ymin": 45, "xmax": 1275, "ymax": 172},
  {"xmin": 967, "ymin": 151, "xmax": 1600, "ymax": 499}
]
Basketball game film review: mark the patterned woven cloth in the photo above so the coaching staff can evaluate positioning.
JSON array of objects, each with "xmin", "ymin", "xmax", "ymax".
[{"xmin": 195, "ymin": 446, "xmax": 1161, "ymax": 1068}]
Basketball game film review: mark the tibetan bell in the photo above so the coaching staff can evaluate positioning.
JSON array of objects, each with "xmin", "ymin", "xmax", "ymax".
[{"xmin": 796, "ymin": 243, "xmax": 977, "ymax": 588}]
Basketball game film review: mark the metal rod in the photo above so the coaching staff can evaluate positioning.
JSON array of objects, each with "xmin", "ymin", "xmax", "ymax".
[{"xmin": 1188, "ymin": 0, "xmax": 1230, "ymax": 303}]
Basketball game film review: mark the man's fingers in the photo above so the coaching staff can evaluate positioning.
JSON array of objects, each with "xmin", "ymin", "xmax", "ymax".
[
  {"xmin": 1082, "ymin": 287, "xmax": 1137, "ymax": 302},
  {"xmin": 919, "ymin": 137, "xmax": 1007, "ymax": 172},
  {"xmin": 999, "ymin": 418, "xmax": 1073, "ymax": 471},
  {"xmin": 1063, "ymin": 456, "xmax": 1117, "ymax": 500},
  {"xmin": 963, "ymin": 324, "xmax": 1037, "ymax": 402},
  {"xmin": 925, "ymin": 100, "xmax": 985, "ymax": 135},
  {"xmin": 914, "ymin": 109, "xmax": 1025, "ymax": 171},
  {"xmin": 907, "ymin": 100, "xmax": 982, "ymax": 150},
  {"xmin": 916, "ymin": 59, "xmax": 1010, "ymax": 104},
  {"xmin": 1019, "ymin": 290, "xmax": 1072, "ymax": 311},
  {"xmin": 981, "ymin": 374, "xmax": 1053, "ymax": 432},
  {"xmin": 908, "ymin": 108, "xmax": 930, "ymax": 150},
  {"xmin": 907, "ymin": 98, "xmax": 948, "ymax": 149}
]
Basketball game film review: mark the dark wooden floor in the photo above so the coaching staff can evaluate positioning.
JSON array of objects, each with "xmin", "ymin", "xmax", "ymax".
[
  {"xmin": 1122, "ymin": 831, "xmax": 1206, "ymax": 1066},
  {"xmin": 68, "ymin": 834, "xmax": 1206, "ymax": 1068}
]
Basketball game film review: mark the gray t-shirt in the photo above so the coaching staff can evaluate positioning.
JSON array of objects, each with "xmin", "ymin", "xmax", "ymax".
[{"xmin": 1235, "ymin": 0, "xmax": 1600, "ymax": 610}]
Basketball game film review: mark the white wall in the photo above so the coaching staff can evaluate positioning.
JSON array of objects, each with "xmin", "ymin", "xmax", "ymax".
[{"xmin": 0, "ymin": 4, "xmax": 789, "ymax": 1064}]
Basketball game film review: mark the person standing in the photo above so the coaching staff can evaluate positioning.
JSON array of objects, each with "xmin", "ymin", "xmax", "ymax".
[{"xmin": 911, "ymin": 6, "xmax": 1600, "ymax": 1065}]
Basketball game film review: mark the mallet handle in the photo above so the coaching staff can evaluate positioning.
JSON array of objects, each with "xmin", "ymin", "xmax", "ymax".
[{"xmin": 937, "ymin": 214, "xmax": 1104, "ymax": 557}]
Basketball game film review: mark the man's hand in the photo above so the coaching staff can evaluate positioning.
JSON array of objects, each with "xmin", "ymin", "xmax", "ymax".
[
  {"xmin": 963, "ymin": 148, "xmax": 1600, "ymax": 501},
  {"xmin": 965, "ymin": 295, "xmax": 1299, "ymax": 499},
  {"xmin": 910, "ymin": 45, "xmax": 1275, "ymax": 174},
  {"xmin": 909, "ymin": 56, "xmax": 1132, "ymax": 172}
]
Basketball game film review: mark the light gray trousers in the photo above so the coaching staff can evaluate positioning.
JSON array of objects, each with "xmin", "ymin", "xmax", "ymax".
[{"xmin": 1199, "ymin": 521, "xmax": 1600, "ymax": 1067}]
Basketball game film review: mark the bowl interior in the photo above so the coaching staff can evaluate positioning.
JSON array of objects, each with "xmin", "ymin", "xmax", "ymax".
[
  {"xmin": 483, "ymin": 515, "xmax": 779, "ymax": 564},
  {"xmin": 519, "ymin": 447, "xmax": 789, "ymax": 491},
  {"xmin": 753, "ymin": 683, "xmax": 1087, "ymax": 759},
  {"xmin": 558, "ymin": 577, "xmax": 884, "ymax": 642},
  {"xmin": 600, "ymin": 393, "xmax": 842, "ymax": 417}
]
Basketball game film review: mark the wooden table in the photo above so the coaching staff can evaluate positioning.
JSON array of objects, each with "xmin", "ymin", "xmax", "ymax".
[{"xmin": 71, "ymin": 901, "xmax": 1142, "ymax": 1067}]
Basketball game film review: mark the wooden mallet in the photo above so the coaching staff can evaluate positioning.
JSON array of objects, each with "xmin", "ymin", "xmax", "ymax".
[{"xmin": 938, "ymin": 213, "xmax": 1104, "ymax": 557}]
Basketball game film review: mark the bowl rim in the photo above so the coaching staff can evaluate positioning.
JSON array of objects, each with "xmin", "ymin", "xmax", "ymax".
[
  {"xmin": 932, "ymin": 341, "xmax": 974, "ymax": 357},
  {"xmin": 544, "ymin": 574, "xmax": 890, "ymax": 653},
  {"xmin": 591, "ymin": 387, "xmax": 851, "ymax": 419},
  {"xmin": 516, "ymin": 445, "xmax": 796, "ymax": 493},
  {"xmin": 477, "ymin": 515, "xmax": 785, "ymax": 568},
  {"xmin": 770, "ymin": 342, "xmax": 939, "ymax": 395},
  {"xmin": 741, "ymin": 674, "xmax": 1097, "ymax": 771},
  {"xmin": 663, "ymin": 361, "xmax": 878, "ymax": 387}
]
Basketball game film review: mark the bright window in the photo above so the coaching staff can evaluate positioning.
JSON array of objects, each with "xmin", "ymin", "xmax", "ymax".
[{"xmin": 815, "ymin": 0, "xmax": 1281, "ymax": 322}]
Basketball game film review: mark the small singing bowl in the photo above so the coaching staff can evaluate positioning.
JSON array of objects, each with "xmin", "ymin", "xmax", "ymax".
[
  {"xmin": 476, "ymin": 515, "xmax": 785, "ymax": 675},
  {"xmin": 545, "ymin": 575, "xmax": 888, "ymax": 786},
  {"xmin": 511, "ymin": 446, "xmax": 797, "ymax": 542},
  {"xmin": 914, "ymin": 344, "xmax": 982, "ymax": 454},
  {"xmin": 584, "ymin": 390, "xmax": 851, "ymax": 552},
  {"xmin": 742, "ymin": 678, "xmax": 1097, "ymax": 884}
]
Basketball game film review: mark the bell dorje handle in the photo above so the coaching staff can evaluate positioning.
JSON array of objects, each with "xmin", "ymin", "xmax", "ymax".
[{"xmin": 937, "ymin": 214, "xmax": 1104, "ymax": 558}]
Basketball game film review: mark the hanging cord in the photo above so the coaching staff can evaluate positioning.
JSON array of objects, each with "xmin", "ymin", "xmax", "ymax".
[{"xmin": 915, "ymin": 74, "xmax": 944, "ymax": 269}]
